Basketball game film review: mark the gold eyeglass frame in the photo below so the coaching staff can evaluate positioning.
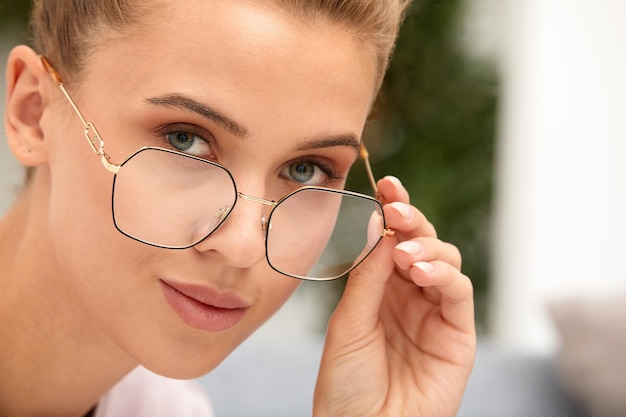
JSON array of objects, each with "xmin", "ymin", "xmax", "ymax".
[{"xmin": 40, "ymin": 55, "xmax": 395, "ymax": 280}]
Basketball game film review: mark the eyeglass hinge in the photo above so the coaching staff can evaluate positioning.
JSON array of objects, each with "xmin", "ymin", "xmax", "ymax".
[
  {"xmin": 84, "ymin": 122, "xmax": 104, "ymax": 155},
  {"xmin": 84, "ymin": 122, "xmax": 119, "ymax": 173},
  {"xmin": 100, "ymin": 154, "xmax": 120, "ymax": 174}
]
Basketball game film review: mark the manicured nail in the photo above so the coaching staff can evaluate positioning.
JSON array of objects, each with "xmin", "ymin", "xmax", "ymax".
[
  {"xmin": 391, "ymin": 202, "xmax": 411, "ymax": 219},
  {"xmin": 386, "ymin": 175, "xmax": 403, "ymax": 188},
  {"xmin": 367, "ymin": 216, "xmax": 383, "ymax": 248},
  {"xmin": 413, "ymin": 261, "xmax": 435, "ymax": 273},
  {"xmin": 396, "ymin": 241, "xmax": 422, "ymax": 255}
]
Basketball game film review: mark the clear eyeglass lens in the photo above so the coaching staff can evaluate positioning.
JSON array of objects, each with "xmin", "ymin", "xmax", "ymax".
[
  {"xmin": 266, "ymin": 188, "xmax": 385, "ymax": 280},
  {"xmin": 112, "ymin": 148, "xmax": 237, "ymax": 248},
  {"xmin": 111, "ymin": 148, "xmax": 385, "ymax": 280}
]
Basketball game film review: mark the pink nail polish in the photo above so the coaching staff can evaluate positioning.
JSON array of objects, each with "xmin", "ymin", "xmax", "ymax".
[
  {"xmin": 396, "ymin": 241, "xmax": 422, "ymax": 255},
  {"xmin": 413, "ymin": 261, "xmax": 435, "ymax": 273},
  {"xmin": 386, "ymin": 175, "xmax": 403, "ymax": 188},
  {"xmin": 391, "ymin": 202, "xmax": 411, "ymax": 219}
]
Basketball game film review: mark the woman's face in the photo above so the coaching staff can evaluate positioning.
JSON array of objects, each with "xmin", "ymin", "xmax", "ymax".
[{"xmin": 43, "ymin": 0, "xmax": 377, "ymax": 377}]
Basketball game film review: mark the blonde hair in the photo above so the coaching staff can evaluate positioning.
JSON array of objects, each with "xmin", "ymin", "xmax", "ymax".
[
  {"xmin": 30, "ymin": 0, "xmax": 143, "ymax": 83},
  {"xmin": 30, "ymin": 0, "xmax": 411, "ymax": 87},
  {"xmin": 27, "ymin": 0, "xmax": 410, "ymax": 182}
]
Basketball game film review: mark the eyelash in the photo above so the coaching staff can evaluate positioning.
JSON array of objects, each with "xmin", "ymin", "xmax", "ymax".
[
  {"xmin": 152, "ymin": 123, "xmax": 346, "ymax": 187},
  {"xmin": 153, "ymin": 123, "xmax": 216, "ymax": 159},
  {"xmin": 283, "ymin": 157, "xmax": 343, "ymax": 184}
]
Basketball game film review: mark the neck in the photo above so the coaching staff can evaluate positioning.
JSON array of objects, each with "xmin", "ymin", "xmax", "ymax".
[{"xmin": 0, "ymin": 183, "xmax": 136, "ymax": 417}]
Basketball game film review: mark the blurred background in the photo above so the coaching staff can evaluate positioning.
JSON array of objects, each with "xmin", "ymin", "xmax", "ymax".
[{"xmin": 2, "ymin": 1, "xmax": 626, "ymax": 416}]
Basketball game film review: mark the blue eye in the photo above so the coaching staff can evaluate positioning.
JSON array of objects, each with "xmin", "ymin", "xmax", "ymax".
[
  {"xmin": 282, "ymin": 160, "xmax": 329, "ymax": 186},
  {"xmin": 166, "ymin": 132, "xmax": 194, "ymax": 150},
  {"xmin": 165, "ymin": 131, "xmax": 210, "ymax": 156},
  {"xmin": 289, "ymin": 161, "xmax": 315, "ymax": 182}
]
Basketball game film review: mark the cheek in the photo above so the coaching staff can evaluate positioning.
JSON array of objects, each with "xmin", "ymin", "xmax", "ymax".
[
  {"xmin": 47, "ymin": 144, "xmax": 120, "ymax": 273},
  {"xmin": 44, "ymin": 128, "xmax": 156, "ymax": 333},
  {"xmin": 260, "ymin": 274, "xmax": 302, "ymax": 312},
  {"xmin": 45, "ymin": 116, "xmax": 113, "ymax": 238}
]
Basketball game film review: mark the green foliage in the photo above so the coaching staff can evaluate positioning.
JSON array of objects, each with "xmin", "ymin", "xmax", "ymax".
[
  {"xmin": 353, "ymin": 0, "xmax": 497, "ymax": 326},
  {"xmin": 0, "ymin": 0, "xmax": 30, "ymax": 29}
]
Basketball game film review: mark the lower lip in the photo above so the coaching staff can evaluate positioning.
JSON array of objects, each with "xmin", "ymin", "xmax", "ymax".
[{"xmin": 160, "ymin": 282, "xmax": 247, "ymax": 332}]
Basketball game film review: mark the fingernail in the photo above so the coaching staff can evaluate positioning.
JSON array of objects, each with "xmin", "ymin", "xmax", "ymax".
[
  {"xmin": 413, "ymin": 261, "xmax": 435, "ymax": 273},
  {"xmin": 367, "ymin": 212, "xmax": 384, "ymax": 248},
  {"xmin": 396, "ymin": 241, "xmax": 422, "ymax": 255},
  {"xmin": 386, "ymin": 175, "xmax": 403, "ymax": 188},
  {"xmin": 391, "ymin": 202, "xmax": 411, "ymax": 219}
]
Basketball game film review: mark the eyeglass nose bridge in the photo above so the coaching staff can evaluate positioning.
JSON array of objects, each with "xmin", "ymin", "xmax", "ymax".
[{"xmin": 237, "ymin": 192, "xmax": 277, "ymax": 232}]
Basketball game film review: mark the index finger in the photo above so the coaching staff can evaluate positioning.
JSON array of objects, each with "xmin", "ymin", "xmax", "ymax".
[
  {"xmin": 384, "ymin": 201, "xmax": 437, "ymax": 240},
  {"xmin": 377, "ymin": 176, "xmax": 410, "ymax": 205},
  {"xmin": 377, "ymin": 176, "xmax": 437, "ymax": 239}
]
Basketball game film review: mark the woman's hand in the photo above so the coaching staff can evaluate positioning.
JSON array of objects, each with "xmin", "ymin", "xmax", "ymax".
[{"xmin": 314, "ymin": 176, "xmax": 476, "ymax": 417}]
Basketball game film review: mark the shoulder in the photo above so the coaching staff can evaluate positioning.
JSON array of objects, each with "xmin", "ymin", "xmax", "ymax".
[{"xmin": 94, "ymin": 366, "xmax": 215, "ymax": 417}]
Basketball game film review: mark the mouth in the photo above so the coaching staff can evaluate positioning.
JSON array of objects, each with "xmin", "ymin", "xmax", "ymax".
[{"xmin": 159, "ymin": 279, "xmax": 249, "ymax": 332}]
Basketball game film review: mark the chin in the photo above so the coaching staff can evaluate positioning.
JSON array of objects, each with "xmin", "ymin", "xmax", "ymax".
[
  {"xmin": 129, "ymin": 333, "xmax": 247, "ymax": 380},
  {"xmin": 139, "ymin": 351, "xmax": 228, "ymax": 380}
]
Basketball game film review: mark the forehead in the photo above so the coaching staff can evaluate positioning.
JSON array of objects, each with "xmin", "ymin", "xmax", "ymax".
[{"xmin": 82, "ymin": 1, "xmax": 378, "ymax": 129}]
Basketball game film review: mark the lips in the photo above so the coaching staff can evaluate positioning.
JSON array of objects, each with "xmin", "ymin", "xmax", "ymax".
[{"xmin": 160, "ymin": 279, "xmax": 249, "ymax": 332}]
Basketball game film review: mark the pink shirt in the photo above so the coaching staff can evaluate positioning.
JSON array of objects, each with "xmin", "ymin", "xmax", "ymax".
[{"xmin": 93, "ymin": 366, "xmax": 214, "ymax": 417}]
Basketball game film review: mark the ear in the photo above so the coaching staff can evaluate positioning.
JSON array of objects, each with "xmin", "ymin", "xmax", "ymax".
[{"xmin": 4, "ymin": 45, "xmax": 51, "ymax": 167}]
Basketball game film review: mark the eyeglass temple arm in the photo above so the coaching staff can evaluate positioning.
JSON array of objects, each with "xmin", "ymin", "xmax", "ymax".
[
  {"xmin": 360, "ymin": 143, "xmax": 395, "ymax": 238},
  {"xmin": 40, "ymin": 57, "xmax": 87, "ymax": 125},
  {"xmin": 360, "ymin": 143, "xmax": 383, "ymax": 202},
  {"xmin": 40, "ymin": 56, "xmax": 119, "ymax": 174}
]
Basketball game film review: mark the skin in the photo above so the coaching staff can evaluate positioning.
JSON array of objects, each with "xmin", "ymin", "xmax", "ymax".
[{"xmin": 0, "ymin": 1, "xmax": 475, "ymax": 416}]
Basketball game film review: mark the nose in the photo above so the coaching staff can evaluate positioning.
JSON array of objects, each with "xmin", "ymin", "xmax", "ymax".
[{"xmin": 193, "ymin": 192, "xmax": 273, "ymax": 269}]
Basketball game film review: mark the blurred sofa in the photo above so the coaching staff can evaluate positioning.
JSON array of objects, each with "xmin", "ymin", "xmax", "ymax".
[
  {"xmin": 198, "ymin": 340, "xmax": 582, "ymax": 417},
  {"xmin": 197, "ymin": 294, "xmax": 626, "ymax": 417},
  {"xmin": 457, "ymin": 342, "xmax": 583, "ymax": 417}
]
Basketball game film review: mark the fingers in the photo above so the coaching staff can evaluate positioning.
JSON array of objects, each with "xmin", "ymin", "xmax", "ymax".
[
  {"xmin": 378, "ymin": 176, "xmax": 437, "ymax": 239},
  {"xmin": 379, "ymin": 176, "xmax": 473, "ymax": 333},
  {"xmin": 333, "ymin": 175, "xmax": 474, "ymax": 337},
  {"xmin": 394, "ymin": 237, "xmax": 462, "ymax": 271},
  {"xmin": 409, "ymin": 260, "xmax": 475, "ymax": 333},
  {"xmin": 409, "ymin": 261, "xmax": 471, "ymax": 303},
  {"xmin": 384, "ymin": 201, "xmax": 437, "ymax": 239},
  {"xmin": 327, "ymin": 235, "xmax": 396, "ymax": 337},
  {"xmin": 392, "ymin": 236, "xmax": 472, "ymax": 331},
  {"xmin": 328, "ymin": 176, "xmax": 415, "ymax": 333},
  {"xmin": 377, "ymin": 175, "xmax": 410, "ymax": 205}
]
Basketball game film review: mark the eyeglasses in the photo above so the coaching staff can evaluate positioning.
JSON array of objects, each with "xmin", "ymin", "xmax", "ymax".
[{"xmin": 40, "ymin": 56, "xmax": 394, "ymax": 281}]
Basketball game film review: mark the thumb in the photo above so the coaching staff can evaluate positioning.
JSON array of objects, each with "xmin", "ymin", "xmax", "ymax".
[{"xmin": 330, "ymin": 233, "xmax": 396, "ymax": 334}]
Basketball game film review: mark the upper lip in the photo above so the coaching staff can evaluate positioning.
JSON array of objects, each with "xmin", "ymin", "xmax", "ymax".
[{"xmin": 160, "ymin": 279, "xmax": 250, "ymax": 309}]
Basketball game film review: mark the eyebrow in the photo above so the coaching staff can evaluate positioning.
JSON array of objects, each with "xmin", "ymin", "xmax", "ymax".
[
  {"xmin": 145, "ymin": 93, "xmax": 360, "ymax": 153},
  {"xmin": 145, "ymin": 93, "xmax": 249, "ymax": 138},
  {"xmin": 295, "ymin": 134, "xmax": 361, "ymax": 154}
]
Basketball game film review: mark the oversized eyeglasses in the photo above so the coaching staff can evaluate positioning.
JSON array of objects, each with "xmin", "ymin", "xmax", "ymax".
[{"xmin": 41, "ymin": 56, "xmax": 394, "ymax": 280}]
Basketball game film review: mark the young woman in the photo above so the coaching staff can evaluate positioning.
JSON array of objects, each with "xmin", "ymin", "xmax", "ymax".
[{"xmin": 1, "ymin": 1, "xmax": 476, "ymax": 416}]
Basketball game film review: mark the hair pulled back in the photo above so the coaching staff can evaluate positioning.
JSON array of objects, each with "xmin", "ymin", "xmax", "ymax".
[{"xmin": 30, "ymin": 0, "xmax": 411, "ymax": 88}]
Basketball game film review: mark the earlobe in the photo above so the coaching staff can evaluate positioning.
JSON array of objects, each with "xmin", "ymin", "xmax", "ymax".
[{"xmin": 4, "ymin": 45, "xmax": 50, "ymax": 167}]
